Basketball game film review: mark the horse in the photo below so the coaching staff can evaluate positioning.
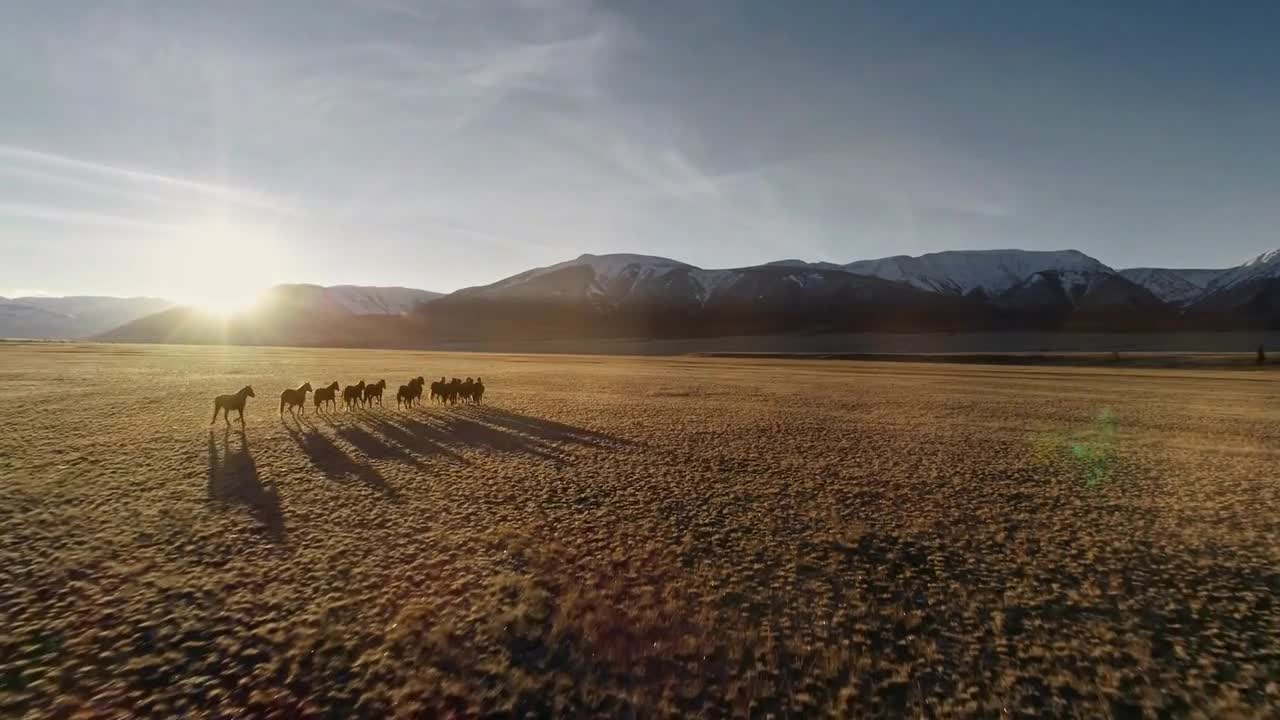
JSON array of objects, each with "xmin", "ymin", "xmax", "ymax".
[
  {"xmin": 279, "ymin": 382, "xmax": 313, "ymax": 417},
  {"xmin": 445, "ymin": 377, "xmax": 464, "ymax": 405},
  {"xmin": 461, "ymin": 378, "xmax": 476, "ymax": 404},
  {"xmin": 211, "ymin": 386, "xmax": 255, "ymax": 426},
  {"xmin": 471, "ymin": 377, "xmax": 485, "ymax": 404},
  {"xmin": 363, "ymin": 379, "xmax": 387, "ymax": 407},
  {"xmin": 342, "ymin": 381, "xmax": 366, "ymax": 411},
  {"xmin": 430, "ymin": 377, "xmax": 447, "ymax": 404},
  {"xmin": 397, "ymin": 377, "xmax": 424, "ymax": 409},
  {"xmin": 313, "ymin": 381, "xmax": 340, "ymax": 412}
]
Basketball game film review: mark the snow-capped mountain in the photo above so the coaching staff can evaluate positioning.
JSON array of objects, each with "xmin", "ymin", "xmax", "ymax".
[
  {"xmin": 763, "ymin": 259, "xmax": 845, "ymax": 271},
  {"xmin": 842, "ymin": 249, "xmax": 1109, "ymax": 297},
  {"xmin": 996, "ymin": 270, "xmax": 1167, "ymax": 313},
  {"xmin": 454, "ymin": 254, "xmax": 700, "ymax": 303},
  {"xmin": 448, "ymin": 253, "xmax": 924, "ymax": 310},
  {"xmin": 2, "ymin": 284, "xmax": 440, "ymax": 340},
  {"xmin": 0, "ymin": 296, "xmax": 173, "ymax": 339},
  {"xmin": 1182, "ymin": 249, "xmax": 1280, "ymax": 318},
  {"xmin": 325, "ymin": 285, "xmax": 443, "ymax": 314},
  {"xmin": 1201, "ymin": 249, "xmax": 1280, "ymax": 295},
  {"xmin": 257, "ymin": 284, "xmax": 441, "ymax": 315},
  {"xmin": 262, "ymin": 284, "xmax": 441, "ymax": 315},
  {"xmin": 423, "ymin": 250, "xmax": 1190, "ymax": 338},
  {"xmin": 426, "ymin": 252, "xmax": 985, "ymax": 338},
  {"xmin": 61, "ymin": 244, "xmax": 1280, "ymax": 347},
  {"xmin": 1118, "ymin": 268, "xmax": 1227, "ymax": 306}
]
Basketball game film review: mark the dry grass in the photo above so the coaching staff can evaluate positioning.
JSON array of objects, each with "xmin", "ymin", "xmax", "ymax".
[{"xmin": 2, "ymin": 343, "xmax": 1279, "ymax": 718}]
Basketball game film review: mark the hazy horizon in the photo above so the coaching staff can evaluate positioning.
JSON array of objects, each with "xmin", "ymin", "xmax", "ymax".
[{"xmin": 4, "ymin": 2, "xmax": 1279, "ymax": 305}]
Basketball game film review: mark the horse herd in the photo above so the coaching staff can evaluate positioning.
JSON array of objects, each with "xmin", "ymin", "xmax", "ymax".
[{"xmin": 210, "ymin": 376, "xmax": 486, "ymax": 425}]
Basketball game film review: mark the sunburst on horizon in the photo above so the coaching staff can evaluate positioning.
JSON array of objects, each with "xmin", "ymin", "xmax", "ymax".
[{"xmin": 162, "ymin": 218, "xmax": 285, "ymax": 318}]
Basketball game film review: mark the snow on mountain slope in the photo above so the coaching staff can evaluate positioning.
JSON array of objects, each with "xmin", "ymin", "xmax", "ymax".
[
  {"xmin": 444, "ymin": 253, "xmax": 940, "ymax": 313},
  {"xmin": 458, "ymin": 254, "xmax": 698, "ymax": 302},
  {"xmin": 843, "ymin": 250, "xmax": 1110, "ymax": 296},
  {"xmin": 324, "ymin": 286, "xmax": 442, "ymax": 314},
  {"xmin": 996, "ymin": 269, "xmax": 1166, "ymax": 312},
  {"xmin": 1182, "ymin": 248, "xmax": 1280, "ymax": 315},
  {"xmin": 1202, "ymin": 249, "xmax": 1280, "ymax": 294},
  {"xmin": 261, "ymin": 284, "xmax": 441, "ymax": 315},
  {"xmin": 762, "ymin": 259, "xmax": 845, "ymax": 271},
  {"xmin": 467, "ymin": 254, "xmax": 697, "ymax": 301},
  {"xmin": 1118, "ymin": 267, "xmax": 1227, "ymax": 305}
]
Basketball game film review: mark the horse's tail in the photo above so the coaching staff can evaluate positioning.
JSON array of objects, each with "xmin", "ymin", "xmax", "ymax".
[{"xmin": 280, "ymin": 395, "xmax": 286, "ymax": 415}]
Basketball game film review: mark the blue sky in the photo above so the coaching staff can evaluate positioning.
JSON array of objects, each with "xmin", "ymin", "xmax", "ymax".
[{"xmin": 2, "ymin": 1, "xmax": 1278, "ymax": 302}]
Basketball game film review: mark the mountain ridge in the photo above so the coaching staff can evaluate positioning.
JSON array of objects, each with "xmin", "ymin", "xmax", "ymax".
[
  {"xmin": 2, "ymin": 284, "xmax": 442, "ymax": 340},
  {"xmin": 24, "ymin": 245, "xmax": 1280, "ymax": 345}
]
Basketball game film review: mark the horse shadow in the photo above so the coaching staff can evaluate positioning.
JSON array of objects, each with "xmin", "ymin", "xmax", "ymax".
[
  {"xmin": 334, "ymin": 422, "xmax": 430, "ymax": 472},
  {"xmin": 426, "ymin": 412, "xmax": 568, "ymax": 463},
  {"xmin": 454, "ymin": 406, "xmax": 635, "ymax": 449},
  {"xmin": 361, "ymin": 413, "xmax": 468, "ymax": 465},
  {"xmin": 206, "ymin": 428, "xmax": 285, "ymax": 541},
  {"xmin": 283, "ymin": 417, "xmax": 398, "ymax": 500}
]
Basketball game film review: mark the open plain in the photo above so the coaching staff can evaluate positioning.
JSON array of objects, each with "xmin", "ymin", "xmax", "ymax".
[{"xmin": 2, "ymin": 343, "xmax": 1279, "ymax": 718}]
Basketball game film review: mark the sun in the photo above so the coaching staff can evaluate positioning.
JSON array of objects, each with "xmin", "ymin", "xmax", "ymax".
[
  {"xmin": 164, "ymin": 218, "xmax": 285, "ymax": 316},
  {"xmin": 191, "ymin": 292, "xmax": 263, "ymax": 318}
]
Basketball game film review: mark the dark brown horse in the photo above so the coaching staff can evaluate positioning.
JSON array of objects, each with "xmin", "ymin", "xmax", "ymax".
[
  {"xmin": 279, "ymin": 382, "xmax": 313, "ymax": 417},
  {"xmin": 313, "ymin": 381, "xmax": 340, "ymax": 411},
  {"xmin": 397, "ymin": 377, "xmax": 423, "ymax": 409},
  {"xmin": 211, "ymin": 386, "xmax": 255, "ymax": 426},
  {"xmin": 363, "ymin": 379, "xmax": 387, "ymax": 407},
  {"xmin": 342, "ymin": 381, "xmax": 366, "ymax": 411}
]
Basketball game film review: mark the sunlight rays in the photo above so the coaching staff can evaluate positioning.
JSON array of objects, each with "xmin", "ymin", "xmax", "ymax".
[{"xmin": 154, "ymin": 218, "xmax": 287, "ymax": 316}]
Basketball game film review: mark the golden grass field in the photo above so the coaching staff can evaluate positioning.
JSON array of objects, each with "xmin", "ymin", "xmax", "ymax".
[{"xmin": 2, "ymin": 343, "xmax": 1279, "ymax": 718}]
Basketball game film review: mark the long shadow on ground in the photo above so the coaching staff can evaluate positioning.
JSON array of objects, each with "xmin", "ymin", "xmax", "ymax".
[
  {"xmin": 291, "ymin": 405, "xmax": 628, "ymax": 470},
  {"xmin": 283, "ymin": 417, "xmax": 399, "ymax": 500},
  {"xmin": 426, "ymin": 412, "xmax": 568, "ymax": 463},
  {"xmin": 454, "ymin": 406, "xmax": 636, "ymax": 449},
  {"xmin": 206, "ymin": 427, "xmax": 285, "ymax": 541},
  {"xmin": 360, "ymin": 413, "xmax": 468, "ymax": 464},
  {"xmin": 334, "ymin": 423, "xmax": 429, "ymax": 471},
  {"xmin": 345, "ymin": 407, "xmax": 575, "ymax": 464}
]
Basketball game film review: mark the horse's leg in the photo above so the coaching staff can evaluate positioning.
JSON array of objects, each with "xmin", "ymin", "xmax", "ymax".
[
  {"xmin": 238, "ymin": 407, "xmax": 245, "ymax": 425},
  {"xmin": 223, "ymin": 407, "xmax": 231, "ymax": 426},
  {"xmin": 211, "ymin": 401, "xmax": 219, "ymax": 425}
]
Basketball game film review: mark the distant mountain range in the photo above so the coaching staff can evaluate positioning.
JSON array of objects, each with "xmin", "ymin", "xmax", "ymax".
[
  {"xmin": 0, "ymin": 296, "xmax": 174, "ymax": 340},
  {"xmin": 10, "ymin": 248, "xmax": 1279, "ymax": 345},
  {"xmin": 2, "ymin": 285, "xmax": 441, "ymax": 340},
  {"xmin": 418, "ymin": 248, "xmax": 1279, "ymax": 339}
]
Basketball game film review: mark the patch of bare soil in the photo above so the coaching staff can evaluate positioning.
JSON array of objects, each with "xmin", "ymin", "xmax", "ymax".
[{"xmin": 2, "ymin": 343, "xmax": 1278, "ymax": 718}]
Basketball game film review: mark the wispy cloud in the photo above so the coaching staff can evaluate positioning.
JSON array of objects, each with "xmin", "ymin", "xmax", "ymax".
[
  {"xmin": 0, "ymin": 146, "xmax": 288, "ymax": 213},
  {"xmin": 13, "ymin": 0, "xmax": 1260, "ymax": 295},
  {"xmin": 0, "ymin": 202, "xmax": 183, "ymax": 233}
]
